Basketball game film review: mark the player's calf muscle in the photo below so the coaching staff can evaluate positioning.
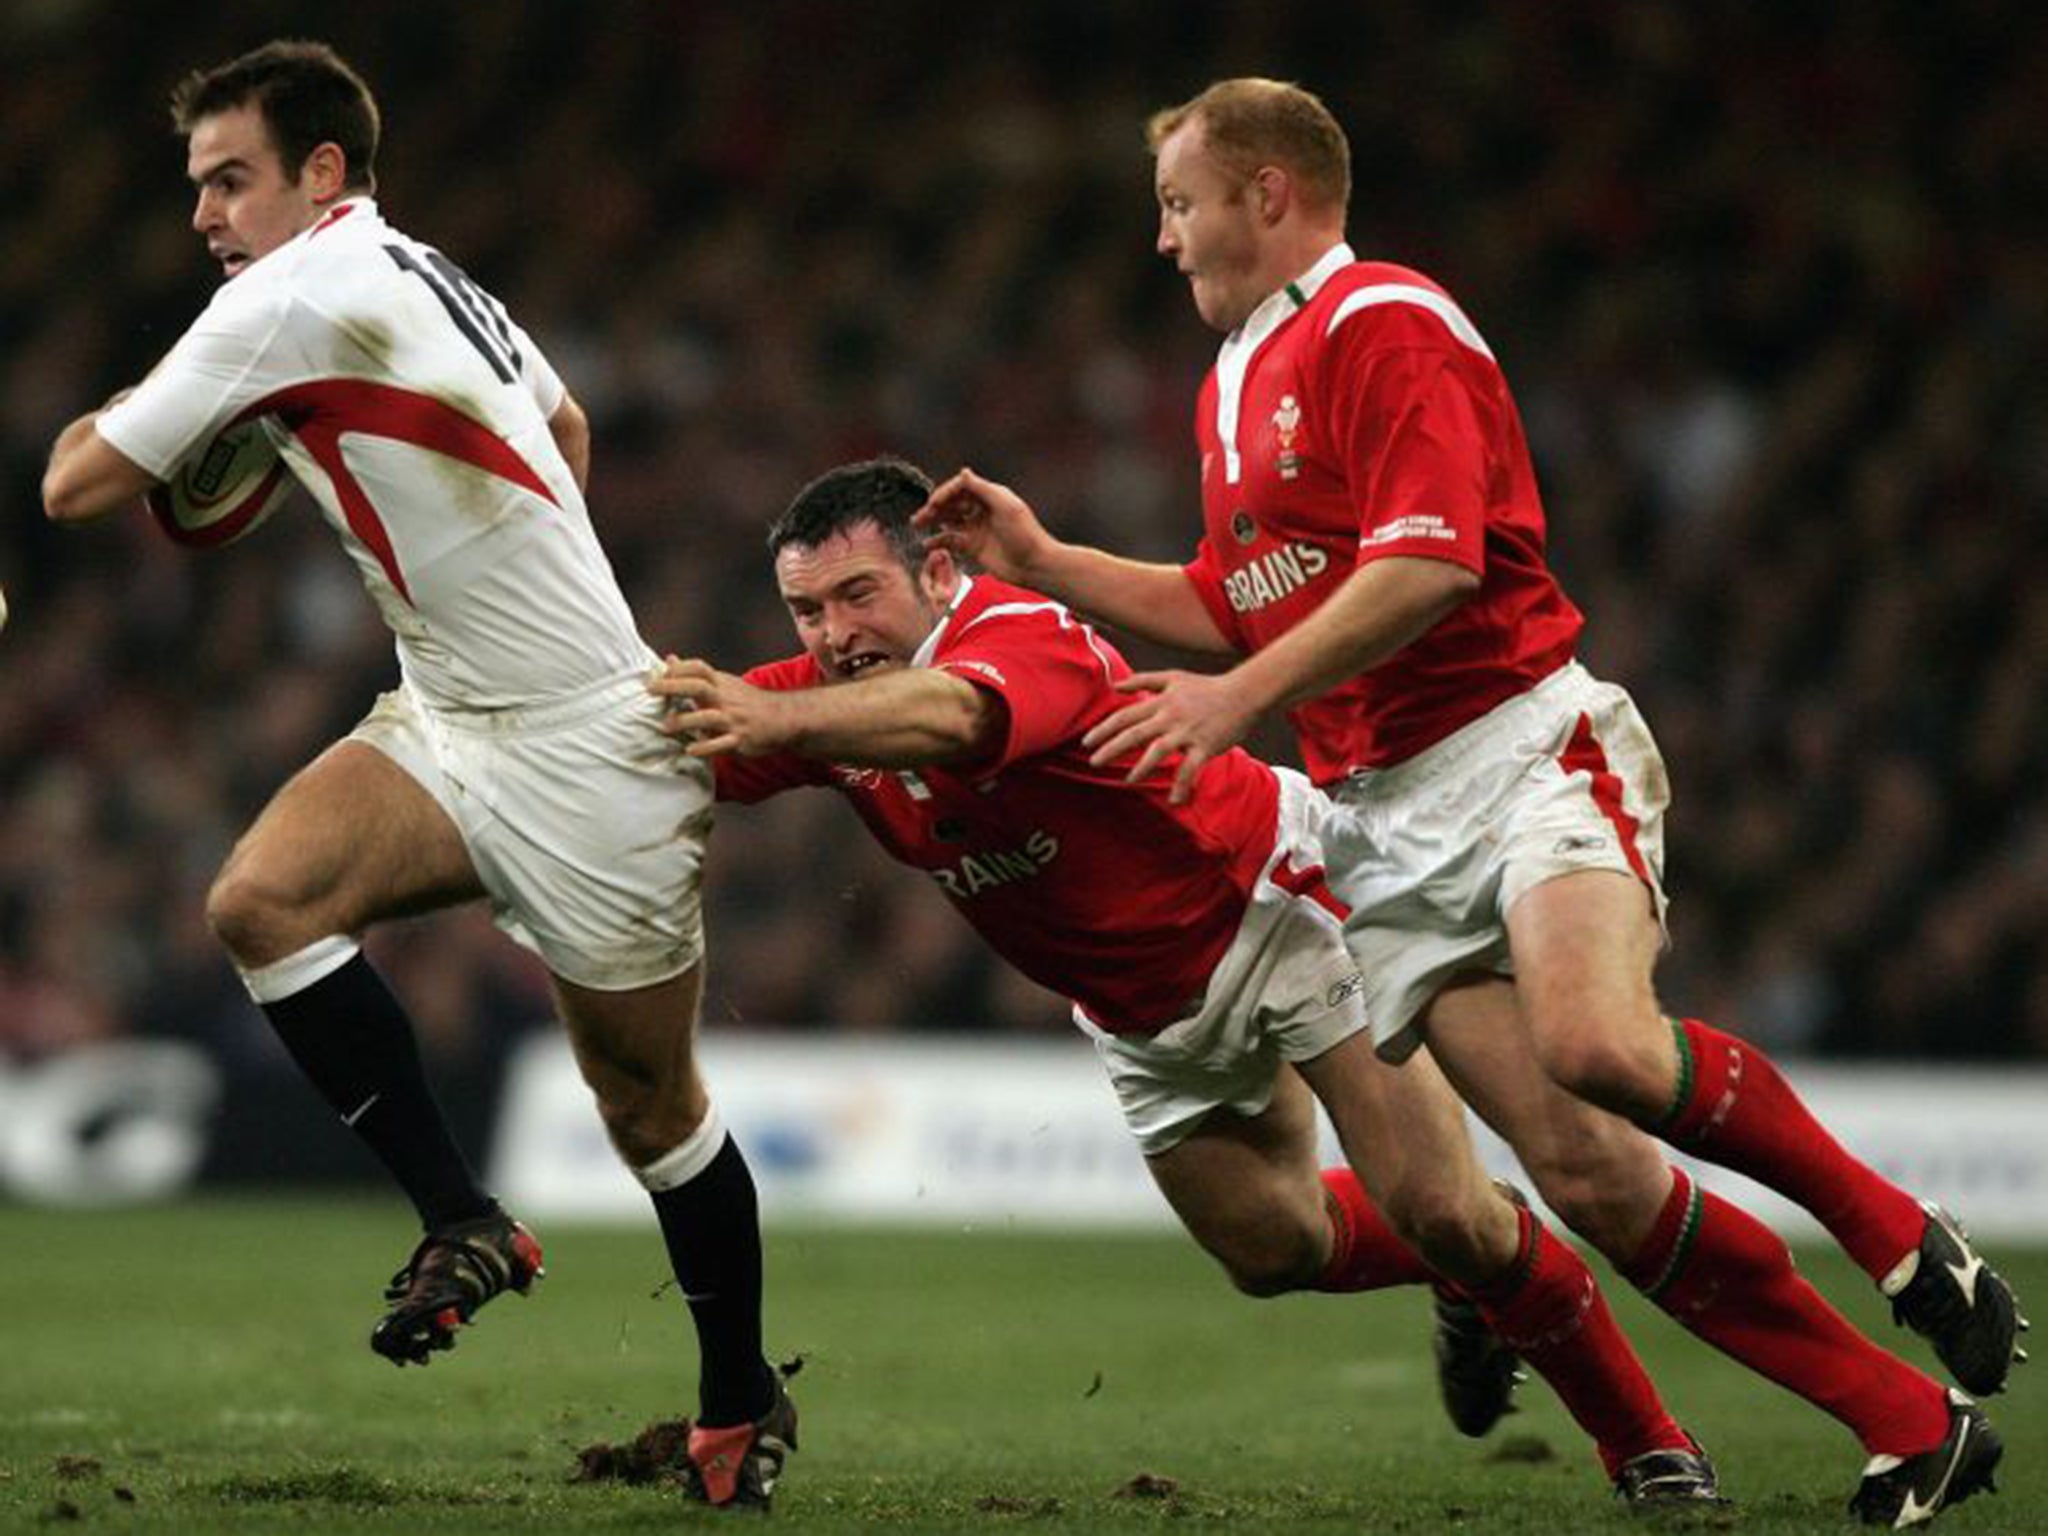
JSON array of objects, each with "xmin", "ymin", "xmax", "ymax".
[{"xmin": 1518, "ymin": 1137, "xmax": 1668, "ymax": 1257}]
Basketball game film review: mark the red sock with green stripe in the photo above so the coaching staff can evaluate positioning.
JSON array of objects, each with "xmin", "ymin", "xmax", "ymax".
[
  {"xmin": 1315, "ymin": 1168, "xmax": 1434, "ymax": 1291},
  {"xmin": 1467, "ymin": 1204, "xmax": 1689, "ymax": 1477},
  {"xmin": 1651, "ymin": 1017, "xmax": 1924, "ymax": 1280},
  {"xmin": 1623, "ymin": 1166, "xmax": 1950, "ymax": 1457}
]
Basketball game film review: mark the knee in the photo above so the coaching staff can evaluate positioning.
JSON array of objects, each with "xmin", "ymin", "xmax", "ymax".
[
  {"xmin": 593, "ymin": 1083, "xmax": 702, "ymax": 1169},
  {"xmin": 582, "ymin": 1052, "xmax": 705, "ymax": 1169},
  {"xmin": 1381, "ymin": 1182, "xmax": 1499, "ymax": 1279},
  {"xmin": 205, "ymin": 862, "xmax": 295, "ymax": 965},
  {"xmin": 1213, "ymin": 1225, "xmax": 1323, "ymax": 1299},
  {"xmin": 1530, "ymin": 1022, "xmax": 1669, "ymax": 1120}
]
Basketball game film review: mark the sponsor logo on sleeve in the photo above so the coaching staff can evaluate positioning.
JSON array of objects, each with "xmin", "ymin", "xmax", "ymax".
[
  {"xmin": 1362, "ymin": 513, "xmax": 1456, "ymax": 546},
  {"xmin": 943, "ymin": 659, "xmax": 1008, "ymax": 687}
]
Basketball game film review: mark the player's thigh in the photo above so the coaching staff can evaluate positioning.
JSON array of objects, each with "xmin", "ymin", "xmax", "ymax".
[
  {"xmin": 466, "ymin": 686, "xmax": 713, "ymax": 995},
  {"xmin": 214, "ymin": 739, "xmax": 481, "ymax": 933},
  {"xmin": 1145, "ymin": 1067, "xmax": 1327, "ymax": 1282},
  {"xmin": 1424, "ymin": 974, "xmax": 1669, "ymax": 1253},
  {"xmin": 1506, "ymin": 869, "xmax": 1676, "ymax": 1105}
]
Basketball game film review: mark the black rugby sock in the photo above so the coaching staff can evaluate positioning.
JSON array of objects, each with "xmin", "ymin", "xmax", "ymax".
[
  {"xmin": 650, "ymin": 1132, "xmax": 775, "ymax": 1427},
  {"xmin": 262, "ymin": 953, "xmax": 495, "ymax": 1230}
]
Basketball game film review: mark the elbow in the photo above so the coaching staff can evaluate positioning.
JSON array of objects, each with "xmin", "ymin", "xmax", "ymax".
[
  {"xmin": 1432, "ymin": 562, "xmax": 1482, "ymax": 614},
  {"xmin": 41, "ymin": 466, "xmax": 96, "ymax": 524},
  {"xmin": 550, "ymin": 397, "xmax": 591, "ymax": 489},
  {"xmin": 937, "ymin": 689, "xmax": 1004, "ymax": 764},
  {"xmin": 941, "ymin": 700, "xmax": 995, "ymax": 757}
]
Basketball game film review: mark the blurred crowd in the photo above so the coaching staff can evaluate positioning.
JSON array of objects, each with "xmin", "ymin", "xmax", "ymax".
[{"xmin": 3, "ymin": 0, "xmax": 2043, "ymax": 1094}]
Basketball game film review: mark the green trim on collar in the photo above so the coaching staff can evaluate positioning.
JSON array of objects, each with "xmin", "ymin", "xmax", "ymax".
[{"xmin": 1284, "ymin": 281, "xmax": 1308, "ymax": 308}]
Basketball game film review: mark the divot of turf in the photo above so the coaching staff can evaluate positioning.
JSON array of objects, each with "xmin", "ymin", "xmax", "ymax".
[
  {"xmin": 571, "ymin": 1419, "xmax": 694, "ymax": 1485},
  {"xmin": 1112, "ymin": 1472, "xmax": 1179, "ymax": 1499}
]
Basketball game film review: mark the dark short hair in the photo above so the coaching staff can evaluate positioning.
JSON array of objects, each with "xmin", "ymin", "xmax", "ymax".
[
  {"xmin": 1147, "ymin": 78, "xmax": 1349, "ymax": 213},
  {"xmin": 768, "ymin": 457, "xmax": 932, "ymax": 571},
  {"xmin": 171, "ymin": 39, "xmax": 380, "ymax": 193}
]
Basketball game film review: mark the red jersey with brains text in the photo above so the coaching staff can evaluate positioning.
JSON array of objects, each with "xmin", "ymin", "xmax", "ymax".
[
  {"xmin": 1179, "ymin": 245, "xmax": 1582, "ymax": 780},
  {"xmin": 715, "ymin": 576, "xmax": 1286, "ymax": 1035}
]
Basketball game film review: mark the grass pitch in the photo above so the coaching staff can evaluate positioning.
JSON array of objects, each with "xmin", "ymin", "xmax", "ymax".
[{"xmin": 1, "ymin": 1200, "xmax": 2040, "ymax": 1533}]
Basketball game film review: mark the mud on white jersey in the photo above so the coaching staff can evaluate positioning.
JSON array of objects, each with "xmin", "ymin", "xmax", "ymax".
[{"xmin": 99, "ymin": 198, "xmax": 647, "ymax": 710}]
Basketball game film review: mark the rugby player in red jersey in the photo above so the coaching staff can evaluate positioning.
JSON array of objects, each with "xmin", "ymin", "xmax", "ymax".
[
  {"xmin": 655, "ymin": 456, "xmax": 1723, "ymax": 1507},
  {"xmin": 915, "ymin": 78, "xmax": 2017, "ymax": 1527}
]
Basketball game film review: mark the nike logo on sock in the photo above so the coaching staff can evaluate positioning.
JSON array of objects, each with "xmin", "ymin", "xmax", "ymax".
[{"xmin": 341, "ymin": 1093, "xmax": 381, "ymax": 1127}]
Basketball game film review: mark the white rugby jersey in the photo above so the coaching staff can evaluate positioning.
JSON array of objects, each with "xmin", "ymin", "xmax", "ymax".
[{"xmin": 100, "ymin": 198, "xmax": 648, "ymax": 710}]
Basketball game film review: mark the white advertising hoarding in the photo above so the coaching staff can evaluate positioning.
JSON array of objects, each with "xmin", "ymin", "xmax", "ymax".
[{"xmin": 492, "ymin": 1033, "xmax": 2048, "ymax": 1239}]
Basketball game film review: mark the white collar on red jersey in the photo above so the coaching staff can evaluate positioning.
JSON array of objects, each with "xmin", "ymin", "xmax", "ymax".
[
  {"xmin": 1212, "ymin": 243, "xmax": 1355, "ymax": 484},
  {"xmin": 1237, "ymin": 242, "xmax": 1355, "ymax": 342},
  {"xmin": 910, "ymin": 574, "xmax": 976, "ymax": 668}
]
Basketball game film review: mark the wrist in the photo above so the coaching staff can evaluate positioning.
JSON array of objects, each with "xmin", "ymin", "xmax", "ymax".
[
  {"xmin": 1017, "ymin": 535, "xmax": 1076, "ymax": 594},
  {"xmin": 1230, "ymin": 649, "xmax": 1293, "ymax": 719}
]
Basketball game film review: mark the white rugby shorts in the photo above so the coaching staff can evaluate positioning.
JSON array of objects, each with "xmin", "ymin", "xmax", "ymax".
[
  {"xmin": 1080, "ymin": 768, "xmax": 1369, "ymax": 1156},
  {"xmin": 349, "ymin": 669, "xmax": 712, "ymax": 991},
  {"xmin": 1321, "ymin": 660, "xmax": 1669, "ymax": 1061}
]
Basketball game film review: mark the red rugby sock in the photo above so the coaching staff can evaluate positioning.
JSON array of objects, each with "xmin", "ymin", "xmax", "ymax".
[
  {"xmin": 1624, "ymin": 1168, "xmax": 1950, "ymax": 1457},
  {"xmin": 1468, "ymin": 1206, "xmax": 1687, "ymax": 1477},
  {"xmin": 1315, "ymin": 1168, "xmax": 1434, "ymax": 1292},
  {"xmin": 1655, "ymin": 1018, "xmax": 1924, "ymax": 1280}
]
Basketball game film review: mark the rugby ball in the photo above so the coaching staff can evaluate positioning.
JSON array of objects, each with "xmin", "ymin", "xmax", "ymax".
[{"xmin": 146, "ymin": 418, "xmax": 293, "ymax": 548}]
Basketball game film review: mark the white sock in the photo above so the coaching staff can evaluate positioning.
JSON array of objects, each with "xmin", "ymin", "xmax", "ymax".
[
  {"xmin": 633, "ymin": 1101, "xmax": 729, "ymax": 1192},
  {"xmin": 238, "ymin": 934, "xmax": 362, "ymax": 1004}
]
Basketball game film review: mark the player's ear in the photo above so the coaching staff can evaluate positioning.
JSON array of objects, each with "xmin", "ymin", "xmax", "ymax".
[
  {"xmin": 919, "ymin": 545, "xmax": 960, "ymax": 605},
  {"xmin": 301, "ymin": 141, "xmax": 349, "ymax": 205},
  {"xmin": 1252, "ymin": 166, "xmax": 1290, "ymax": 226}
]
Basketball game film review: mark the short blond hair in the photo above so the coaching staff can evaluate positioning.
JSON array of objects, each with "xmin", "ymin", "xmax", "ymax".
[{"xmin": 1146, "ymin": 78, "xmax": 1350, "ymax": 212}]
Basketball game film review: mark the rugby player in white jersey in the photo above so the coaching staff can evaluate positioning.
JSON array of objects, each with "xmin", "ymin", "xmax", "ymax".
[{"xmin": 42, "ymin": 40, "xmax": 790, "ymax": 1509}]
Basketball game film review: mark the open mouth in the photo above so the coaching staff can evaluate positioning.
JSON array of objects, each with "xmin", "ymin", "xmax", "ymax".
[
  {"xmin": 215, "ymin": 249, "xmax": 249, "ymax": 276},
  {"xmin": 837, "ymin": 653, "xmax": 893, "ymax": 680}
]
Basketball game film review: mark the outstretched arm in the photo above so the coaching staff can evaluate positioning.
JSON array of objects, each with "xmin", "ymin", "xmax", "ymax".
[
  {"xmin": 915, "ymin": 468, "xmax": 1234, "ymax": 656},
  {"xmin": 652, "ymin": 656, "xmax": 1002, "ymax": 769},
  {"xmin": 1084, "ymin": 555, "xmax": 1478, "ymax": 801}
]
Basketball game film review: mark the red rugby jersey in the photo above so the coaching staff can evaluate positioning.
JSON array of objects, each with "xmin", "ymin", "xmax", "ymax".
[
  {"xmin": 715, "ymin": 576, "xmax": 1284, "ymax": 1035},
  {"xmin": 1179, "ymin": 246, "xmax": 1582, "ymax": 781}
]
